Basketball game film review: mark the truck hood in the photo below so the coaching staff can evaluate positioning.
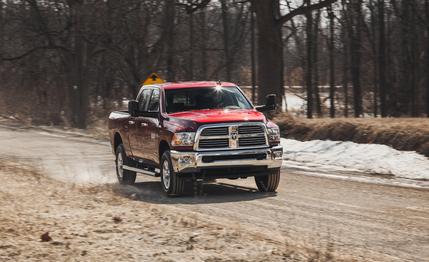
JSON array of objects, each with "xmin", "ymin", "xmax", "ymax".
[{"xmin": 167, "ymin": 109, "xmax": 266, "ymax": 124}]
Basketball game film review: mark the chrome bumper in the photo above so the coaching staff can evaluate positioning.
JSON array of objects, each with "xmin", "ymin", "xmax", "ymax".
[{"xmin": 170, "ymin": 146, "xmax": 283, "ymax": 173}]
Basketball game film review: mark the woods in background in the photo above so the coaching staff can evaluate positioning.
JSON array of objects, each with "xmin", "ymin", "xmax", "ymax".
[{"xmin": 0, "ymin": 0, "xmax": 428, "ymax": 128}]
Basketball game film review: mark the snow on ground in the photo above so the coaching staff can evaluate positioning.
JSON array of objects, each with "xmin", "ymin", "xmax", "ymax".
[
  {"xmin": 284, "ymin": 93, "xmax": 306, "ymax": 112},
  {"xmin": 281, "ymin": 138, "xmax": 429, "ymax": 180}
]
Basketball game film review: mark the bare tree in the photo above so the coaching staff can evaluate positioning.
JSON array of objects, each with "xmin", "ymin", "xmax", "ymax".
[
  {"xmin": 348, "ymin": 0, "xmax": 363, "ymax": 117},
  {"xmin": 220, "ymin": 0, "xmax": 232, "ymax": 81},
  {"xmin": 166, "ymin": 0, "xmax": 177, "ymax": 81},
  {"xmin": 2, "ymin": 0, "xmax": 429, "ymax": 126},
  {"xmin": 367, "ymin": 0, "xmax": 378, "ymax": 116},
  {"xmin": 312, "ymin": 8, "xmax": 322, "ymax": 117},
  {"xmin": 199, "ymin": 8, "xmax": 208, "ymax": 79},
  {"xmin": 425, "ymin": 0, "xmax": 429, "ymax": 117},
  {"xmin": 251, "ymin": 0, "xmax": 336, "ymax": 107},
  {"xmin": 327, "ymin": 4, "xmax": 336, "ymax": 118},
  {"xmin": 340, "ymin": 0, "xmax": 349, "ymax": 117},
  {"xmin": 305, "ymin": 0, "xmax": 314, "ymax": 118},
  {"xmin": 177, "ymin": 0, "xmax": 210, "ymax": 80},
  {"xmin": 378, "ymin": 0, "xmax": 388, "ymax": 117}
]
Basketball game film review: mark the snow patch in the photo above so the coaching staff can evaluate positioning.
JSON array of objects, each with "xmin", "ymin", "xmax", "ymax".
[{"xmin": 281, "ymin": 138, "xmax": 429, "ymax": 180}]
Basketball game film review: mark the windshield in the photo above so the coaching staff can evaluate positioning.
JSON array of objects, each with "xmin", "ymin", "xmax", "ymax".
[{"xmin": 165, "ymin": 86, "xmax": 252, "ymax": 114}]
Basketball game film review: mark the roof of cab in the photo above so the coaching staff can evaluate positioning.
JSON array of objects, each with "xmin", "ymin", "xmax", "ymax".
[{"xmin": 149, "ymin": 81, "xmax": 237, "ymax": 90}]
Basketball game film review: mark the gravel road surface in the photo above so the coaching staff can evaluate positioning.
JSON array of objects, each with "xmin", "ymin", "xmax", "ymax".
[{"xmin": 0, "ymin": 126, "xmax": 428, "ymax": 261}]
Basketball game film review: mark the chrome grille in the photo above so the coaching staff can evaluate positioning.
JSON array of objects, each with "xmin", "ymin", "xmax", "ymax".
[{"xmin": 196, "ymin": 123, "xmax": 268, "ymax": 150}]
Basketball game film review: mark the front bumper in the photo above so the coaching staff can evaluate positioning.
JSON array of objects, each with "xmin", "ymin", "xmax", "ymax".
[{"xmin": 170, "ymin": 145, "xmax": 283, "ymax": 173}]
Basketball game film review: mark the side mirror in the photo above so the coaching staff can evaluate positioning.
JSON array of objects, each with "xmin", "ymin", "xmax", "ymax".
[
  {"xmin": 265, "ymin": 94, "xmax": 276, "ymax": 111},
  {"xmin": 256, "ymin": 94, "xmax": 277, "ymax": 112},
  {"xmin": 128, "ymin": 100, "xmax": 139, "ymax": 117}
]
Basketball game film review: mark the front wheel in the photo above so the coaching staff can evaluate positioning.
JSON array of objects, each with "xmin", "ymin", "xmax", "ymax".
[
  {"xmin": 255, "ymin": 168, "xmax": 280, "ymax": 192},
  {"xmin": 160, "ymin": 151, "xmax": 188, "ymax": 196},
  {"xmin": 115, "ymin": 144, "xmax": 136, "ymax": 185}
]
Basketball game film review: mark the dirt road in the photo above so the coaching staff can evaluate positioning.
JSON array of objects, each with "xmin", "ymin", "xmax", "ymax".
[{"xmin": 0, "ymin": 126, "xmax": 428, "ymax": 261}]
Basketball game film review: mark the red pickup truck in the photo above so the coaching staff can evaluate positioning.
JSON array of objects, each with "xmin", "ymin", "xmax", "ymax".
[{"xmin": 108, "ymin": 81, "xmax": 283, "ymax": 196}]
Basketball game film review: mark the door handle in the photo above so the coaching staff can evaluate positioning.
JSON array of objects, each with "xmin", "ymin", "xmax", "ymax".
[
  {"xmin": 128, "ymin": 120, "xmax": 135, "ymax": 125},
  {"xmin": 141, "ymin": 122, "xmax": 148, "ymax": 127}
]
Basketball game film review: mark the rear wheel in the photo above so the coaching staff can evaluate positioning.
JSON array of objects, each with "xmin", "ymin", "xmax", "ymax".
[
  {"xmin": 115, "ymin": 144, "xmax": 136, "ymax": 185},
  {"xmin": 160, "ymin": 151, "xmax": 188, "ymax": 196},
  {"xmin": 255, "ymin": 168, "xmax": 280, "ymax": 192}
]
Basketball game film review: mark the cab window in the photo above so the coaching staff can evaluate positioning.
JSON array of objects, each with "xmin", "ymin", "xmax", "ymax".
[
  {"xmin": 137, "ymin": 89, "xmax": 152, "ymax": 112},
  {"xmin": 147, "ymin": 89, "xmax": 160, "ymax": 112}
]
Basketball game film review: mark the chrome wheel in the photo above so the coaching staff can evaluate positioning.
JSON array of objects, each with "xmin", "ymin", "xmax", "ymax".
[
  {"xmin": 162, "ymin": 160, "xmax": 171, "ymax": 190},
  {"xmin": 116, "ymin": 152, "xmax": 123, "ymax": 181}
]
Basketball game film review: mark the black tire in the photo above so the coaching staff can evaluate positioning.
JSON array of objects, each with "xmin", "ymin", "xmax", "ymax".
[
  {"xmin": 160, "ymin": 150, "xmax": 188, "ymax": 196},
  {"xmin": 255, "ymin": 168, "xmax": 280, "ymax": 192},
  {"xmin": 115, "ymin": 144, "xmax": 136, "ymax": 185}
]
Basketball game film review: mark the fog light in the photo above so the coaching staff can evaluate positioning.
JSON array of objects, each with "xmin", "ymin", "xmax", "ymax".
[
  {"xmin": 272, "ymin": 150, "xmax": 283, "ymax": 160},
  {"xmin": 179, "ymin": 155, "xmax": 192, "ymax": 164}
]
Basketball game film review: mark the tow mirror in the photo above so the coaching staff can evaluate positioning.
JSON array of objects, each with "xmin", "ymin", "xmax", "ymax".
[
  {"xmin": 128, "ymin": 100, "xmax": 139, "ymax": 117},
  {"xmin": 265, "ymin": 94, "xmax": 276, "ymax": 111},
  {"xmin": 256, "ymin": 94, "xmax": 277, "ymax": 112}
]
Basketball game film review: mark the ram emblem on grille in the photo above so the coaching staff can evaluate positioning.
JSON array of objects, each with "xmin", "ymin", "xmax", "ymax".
[
  {"xmin": 229, "ymin": 126, "xmax": 238, "ymax": 148},
  {"xmin": 230, "ymin": 129, "xmax": 238, "ymax": 140}
]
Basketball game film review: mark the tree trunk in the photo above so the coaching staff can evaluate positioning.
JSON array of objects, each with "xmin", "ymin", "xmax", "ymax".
[
  {"xmin": 341, "ymin": 0, "xmax": 349, "ymax": 117},
  {"xmin": 369, "ymin": 0, "xmax": 378, "ymax": 117},
  {"xmin": 313, "ymin": 9, "xmax": 322, "ymax": 117},
  {"xmin": 199, "ymin": 9, "xmax": 208, "ymax": 80},
  {"xmin": 409, "ymin": 0, "xmax": 418, "ymax": 116},
  {"xmin": 188, "ymin": 12, "xmax": 194, "ymax": 80},
  {"xmin": 166, "ymin": 0, "xmax": 176, "ymax": 82},
  {"xmin": 252, "ymin": 0, "xmax": 283, "ymax": 105},
  {"xmin": 399, "ymin": 0, "xmax": 418, "ymax": 116},
  {"xmin": 69, "ymin": 1, "xmax": 89, "ymax": 129},
  {"xmin": 220, "ymin": 0, "xmax": 231, "ymax": 81},
  {"xmin": 426, "ymin": 35, "xmax": 429, "ymax": 117},
  {"xmin": 350, "ymin": 0, "xmax": 363, "ymax": 117},
  {"xmin": 426, "ymin": 0, "xmax": 429, "ymax": 117},
  {"xmin": 305, "ymin": 0, "xmax": 314, "ymax": 118},
  {"xmin": 250, "ymin": 8, "xmax": 257, "ymax": 104},
  {"xmin": 0, "ymin": 1, "xmax": 3, "ymax": 93},
  {"xmin": 378, "ymin": 0, "xmax": 387, "ymax": 117},
  {"xmin": 328, "ymin": 4, "xmax": 335, "ymax": 118},
  {"xmin": 386, "ymin": 4, "xmax": 395, "ymax": 115}
]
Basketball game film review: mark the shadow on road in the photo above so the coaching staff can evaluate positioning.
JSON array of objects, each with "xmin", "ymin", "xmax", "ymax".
[{"xmin": 112, "ymin": 181, "xmax": 276, "ymax": 204}]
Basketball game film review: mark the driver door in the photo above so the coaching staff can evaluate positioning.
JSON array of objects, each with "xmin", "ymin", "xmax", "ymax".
[
  {"xmin": 128, "ymin": 88, "xmax": 152, "ymax": 159},
  {"xmin": 144, "ymin": 89, "xmax": 161, "ymax": 164}
]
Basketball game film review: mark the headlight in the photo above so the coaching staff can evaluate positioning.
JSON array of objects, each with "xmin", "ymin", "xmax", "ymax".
[
  {"xmin": 172, "ymin": 132, "xmax": 196, "ymax": 147},
  {"xmin": 267, "ymin": 126, "xmax": 280, "ymax": 144}
]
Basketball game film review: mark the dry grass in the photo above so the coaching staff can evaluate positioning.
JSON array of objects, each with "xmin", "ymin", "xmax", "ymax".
[
  {"xmin": 3, "ymin": 110, "xmax": 428, "ymax": 157},
  {"xmin": 274, "ymin": 114, "xmax": 429, "ymax": 157}
]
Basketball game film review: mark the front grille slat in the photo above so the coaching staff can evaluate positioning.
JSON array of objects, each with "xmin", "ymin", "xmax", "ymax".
[
  {"xmin": 199, "ymin": 138, "xmax": 229, "ymax": 149},
  {"xmin": 201, "ymin": 127, "xmax": 228, "ymax": 136},
  {"xmin": 239, "ymin": 138, "xmax": 266, "ymax": 143},
  {"xmin": 238, "ymin": 136, "xmax": 267, "ymax": 147},
  {"xmin": 238, "ymin": 125, "xmax": 263, "ymax": 134}
]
